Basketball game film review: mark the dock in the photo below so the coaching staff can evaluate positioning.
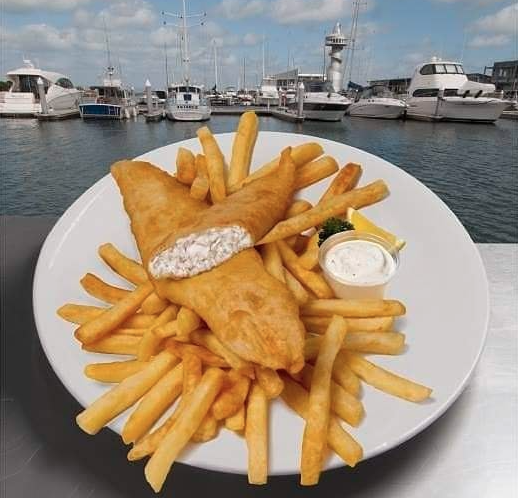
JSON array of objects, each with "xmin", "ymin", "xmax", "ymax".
[
  {"xmin": 210, "ymin": 105, "xmax": 304, "ymax": 122},
  {"xmin": 500, "ymin": 110, "xmax": 518, "ymax": 120},
  {"xmin": 37, "ymin": 109, "xmax": 80, "ymax": 121}
]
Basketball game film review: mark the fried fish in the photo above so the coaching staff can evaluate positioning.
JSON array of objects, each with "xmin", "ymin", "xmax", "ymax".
[
  {"xmin": 148, "ymin": 147, "xmax": 296, "ymax": 280},
  {"xmin": 111, "ymin": 160, "xmax": 305, "ymax": 373}
]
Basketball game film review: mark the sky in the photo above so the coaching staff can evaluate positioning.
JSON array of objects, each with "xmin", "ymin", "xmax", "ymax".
[{"xmin": 1, "ymin": 0, "xmax": 517, "ymax": 90}]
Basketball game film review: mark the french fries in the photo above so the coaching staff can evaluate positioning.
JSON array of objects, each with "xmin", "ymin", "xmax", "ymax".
[
  {"xmin": 229, "ymin": 142, "xmax": 323, "ymax": 193},
  {"xmin": 98, "ymin": 243, "xmax": 148, "ymax": 285},
  {"xmin": 141, "ymin": 292, "xmax": 170, "ymax": 315},
  {"xmin": 166, "ymin": 340, "xmax": 229, "ymax": 368},
  {"xmin": 84, "ymin": 360, "xmax": 147, "ymax": 383},
  {"xmin": 301, "ymin": 364, "xmax": 363, "ymax": 427},
  {"xmin": 57, "ymin": 304, "xmax": 105, "ymax": 324},
  {"xmin": 245, "ymin": 383, "xmax": 268, "ymax": 485},
  {"xmin": 318, "ymin": 162, "xmax": 362, "ymax": 203},
  {"xmin": 225, "ymin": 405, "xmax": 246, "ymax": 432},
  {"xmin": 76, "ymin": 350, "xmax": 176, "ymax": 435},
  {"xmin": 330, "ymin": 352, "xmax": 361, "ymax": 397},
  {"xmin": 176, "ymin": 147, "xmax": 197, "ymax": 185},
  {"xmin": 297, "ymin": 233, "xmax": 320, "ymax": 270},
  {"xmin": 301, "ymin": 315, "xmax": 347, "ymax": 485},
  {"xmin": 173, "ymin": 307, "xmax": 202, "ymax": 342},
  {"xmin": 145, "ymin": 368, "xmax": 225, "ymax": 492},
  {"xmin": 281, "ymin": 376, "xmax": 362, "ymax": 467},
  {"xmin": 127, "ymin": 354, "xmax": 202, "ymax": 461},
  {"xmin": 254, "ymin": 366, "xmax": 284, "ymax": 399},
  {"xmin": 302, "ymin": 315, "xmax": 395, "ymax": 334},
  {"xmin": 260, "ymin": 242, "xmax": 285, "ymax": 283},
  {"xmin": 294, "ymin": 156, "xmax": 339, "ymax": 191},
  {"xmin": 75, "ymin": 281, "xmax": 154, "ymax": 344},
  {"xmin": 286, "ymin": 199, "xmax": 313, "ymax": 218},
  {"xmin": 123, "ymin": 313, "xmax": 158, "ymax": 328},
  {"xmin": 227, "ymin": 111, "xmax": 259, "ymax": 189},
  {"xmin": 82, "ymin": 334, "xmax": 140, "ymax": 355},
  {"xmin": 284, "ymin": 268, "xmax": 309, "ymax": 305},
  {"xmin": 197, "ymin": 126, "xmax": 226, "ymax": 203},
  {"xmin": 277, "ymin": 240, "xmax": 334, "ymax": 299},
  {"xmin": 138, "ymin": 305, "xmax": 180, "ymax": 361},
  {"xmin": 190, "ymin": 329, "xmax": 255, "ymax": 378},
  {"xmin": 305, "ymin": 332, "xmax": 406, "ymax": 357},
  {"xmin": 80, "ymin": 273, "xmax": 130, "ymax": 304},
  {"xmin": 122, "ymin": 362, "xmax": 183, "ymax": 443},
  {"xmin": 301, "ymin": 299, "xmax": 406, "ymax": 318},
  {"xmin": 258, "ymin": 180, "xmax": 390, "ymax": 245},
  {"xmin": 190, "ymin": 154, "xmax": 210, "ymax": 200},
  {"xmin": 212, "ymin": 370, "xmax": 251, "ymax": 420},
  {"xmin": 344, "ymin": 352, "xmax": 432, "ymax": 402}
]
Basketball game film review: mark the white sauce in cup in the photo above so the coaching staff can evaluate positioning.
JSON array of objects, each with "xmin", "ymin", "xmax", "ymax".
[
  {"xmin": 324, "ymin": 240, "xmax": 395, "ymax": 285},
  {"xmin": 318, "ymin": 231, "xmax": 400, "ymax": 299}
]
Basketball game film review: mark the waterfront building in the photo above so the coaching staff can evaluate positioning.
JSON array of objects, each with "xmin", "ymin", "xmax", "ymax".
[
  {"xmin": 484, "ymin": 60, "xmax": 518, "ymax": 97},
  {"xmin": 368, "ymin": 78, "xmax": 411, "ymax": 96}
]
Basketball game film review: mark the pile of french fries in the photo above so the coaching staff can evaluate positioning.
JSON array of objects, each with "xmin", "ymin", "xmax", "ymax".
[{"xmin": 57, "ymin": 111, "xmax": 432, "ymax": 492}]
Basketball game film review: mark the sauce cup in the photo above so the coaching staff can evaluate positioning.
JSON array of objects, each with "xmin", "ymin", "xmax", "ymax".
[{"xmin": 318, "ymin": 231, "xmax": 400, "ymax": 299}]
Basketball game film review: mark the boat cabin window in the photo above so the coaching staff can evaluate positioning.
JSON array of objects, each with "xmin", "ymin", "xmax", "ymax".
[
  {"xmin": 443, "ymin": 88, "xmax": 459, "ymax": 97},
  {"xmin": 176, "ymin": 86, "xmax": 199, "ymax": 93},
  {"xmin": 306, "ymin": 81, "xmax": 335, "ymax": 93},
  {"xmin": 18, "ymin": 75, "xmax": 49, "ymax": 96},
  {"xmin": 444, "ymin": 64, "xmax": 457, "ymax": 74},
  {"xmin": 420, "ymin": 64, "xmax": 465, "ymax": 75},
  {"xmin": 420, "ymin": 64, "xmax": 434, "ymax": 75},
  {"xmin": 56, "ymin": 78, "xmax": 74, "ymax": 89},
  {"xmin": 412, "ymin": 88, "xmax": 439, "ymax": 97}
]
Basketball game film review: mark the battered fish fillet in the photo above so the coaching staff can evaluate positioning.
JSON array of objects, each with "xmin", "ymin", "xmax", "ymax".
[
  {"xmin": 148, "ymin": 147, "xmax": 296, "ymax": 280},
  {"xmin": 111, "ymin": 160, "xmax": 305, "ymax": 373}
]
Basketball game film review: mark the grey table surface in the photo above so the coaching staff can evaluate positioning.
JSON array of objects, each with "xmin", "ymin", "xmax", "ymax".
[{"xmin": 1, "ymin": 215, "xmax": 517, "ymax": 498}]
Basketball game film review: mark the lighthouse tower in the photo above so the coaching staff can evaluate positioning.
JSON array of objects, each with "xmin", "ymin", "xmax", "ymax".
[{"xmin": 325, "ymin": 22, "xmax": 348, "ymax": 92}]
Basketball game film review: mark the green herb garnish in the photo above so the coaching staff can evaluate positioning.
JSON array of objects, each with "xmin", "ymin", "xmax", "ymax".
[{"xmin": 318, "ymin": 218, "xmax": 354, "ymax": 246}]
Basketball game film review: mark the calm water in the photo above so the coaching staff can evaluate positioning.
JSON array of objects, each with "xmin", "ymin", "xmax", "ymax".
[{"xmin": 1, "ymin": 115, "xmax": 516, "ymax": 242}]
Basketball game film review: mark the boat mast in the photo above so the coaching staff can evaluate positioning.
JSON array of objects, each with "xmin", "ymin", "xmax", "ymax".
[
  {"xmin": 344, "ymin": 0, "xmax": 362, "ymax": 86},
  {"xmin": 212, "ymin": 40, "xmax": 218, "ymax": 90},
  {"xmin": 262, "ymin": 35, "xmax": 265, "ymax": 80},
  {"xmin": 102, "ymin": 16, "xmax": 114, "ymax": 85},
  {"xmin": 163, "ymin": 1, "xmax": 206, "ymax": 85},
  {"xmin": 243, "ymin": 57, "xmax": 246, "ymax": 92}
]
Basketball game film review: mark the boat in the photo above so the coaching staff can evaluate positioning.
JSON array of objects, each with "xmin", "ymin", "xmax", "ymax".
[
  {"xmin": 79, "ymin": 73, "xmax": 137, "ymax": 120},
  {"xmin": 288, "ymin": 80, "xmax": 351, "ymax": 121},
  {"xmin": 348, "ymin": 85, "xmax": 407, "ymax": 119},
  {"xmin": 78, "ymin": 23, "xmax": 136, "ymax": 120},
  {"xmin": 164, "ymin": 1, "xmax": 211, "ymax": 122},
  {"xmin": 406, "ymin": 57, "xmax": 508, "ymax": 123},
  {"xmin": 256, "ymin": 76, "xmax": 279, "ymax": 106},
  {"xmin": 0, "ymin": 60, "xmax": 81, "ymax": 117},
  {"xmin": 166, "ymin": 84, "xmax": 210, "ymax": 121}
]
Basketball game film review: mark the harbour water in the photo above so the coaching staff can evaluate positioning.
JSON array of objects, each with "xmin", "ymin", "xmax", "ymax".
[{"xmin": 1, "ymin": 116, "xmax": 516, "ymax": 242}]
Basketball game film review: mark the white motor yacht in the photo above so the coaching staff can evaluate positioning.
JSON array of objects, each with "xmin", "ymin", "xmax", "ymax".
[
  {"xmin": 406, "ymin": 57, "xmax": 508, "ymax": 122},
  {"xmin": 256, "ymin": 77, "xmax": 279, "ymax": 106},
  {"xmin": 0, "ymin": 60, "xmax": 81, "ymax": 117},
  {"xmin": 166, "ymin": 84, "xmax": 211, "ymax": 121},
  {"xmin": 289, "ymin": 81, "xmax": 351, "ymax": 121},
  {"xmin": 348, "ymin": 85, "xmax": 407, "ymax": 119}
]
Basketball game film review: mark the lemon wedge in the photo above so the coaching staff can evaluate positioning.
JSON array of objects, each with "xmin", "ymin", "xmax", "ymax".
[{"xmin": 347, "ymin": 208, "xmax": 406, "ymax": 250}]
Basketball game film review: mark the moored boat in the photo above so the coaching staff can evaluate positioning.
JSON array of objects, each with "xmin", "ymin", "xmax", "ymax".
[
  {"xmin": 0, "ymin": 60, "xmax": 81, "ymax": 118},
  {"xmin": 348, "ymin": 86, "xmax": 407, "ymax": 119},
  {"xmin": 406, "ymin": 57, "xmax": 508, "ymax": 123}
]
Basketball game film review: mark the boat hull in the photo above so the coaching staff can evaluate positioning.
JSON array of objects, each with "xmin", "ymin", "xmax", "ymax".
[
  {"xmin": 406, "ymin": 97, "xmax": 508, "ymax": 123},
  {"xmin": 348, "ymin": 101, "xmax": 406, "ymax": 119},
  {"xmin": 0, "ymin": 87, "xmax": 81, "ymax": 117},
  {"xmin": 166, "ymin": 106, "xmax": 211, "ymax": 122},
  {"xmin": 289, "ymin": 102, "xmax": 349, "ymax": 121},
  {"xmin": 79, "ymin": 103, "xmax": 136, "ymax": 120}
]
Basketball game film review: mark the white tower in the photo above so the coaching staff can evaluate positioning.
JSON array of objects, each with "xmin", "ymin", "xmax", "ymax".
[{"xmin": 325, "ymin": 22, "xmax": 348, "ymax": 92}]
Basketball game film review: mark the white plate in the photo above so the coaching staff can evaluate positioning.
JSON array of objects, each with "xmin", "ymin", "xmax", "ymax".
[{"xmin": 33, "ymin": 131, "xmax": 489, "ymax": 475}]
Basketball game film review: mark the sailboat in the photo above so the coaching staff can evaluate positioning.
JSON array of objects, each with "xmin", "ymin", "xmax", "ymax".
[
  {"xmin": 79, "ymin": 23, "xmax": 136, "ymax": 119},
  {"xmin": 164, "ymin": 1, "xmax": 211, "ymax": 122}
]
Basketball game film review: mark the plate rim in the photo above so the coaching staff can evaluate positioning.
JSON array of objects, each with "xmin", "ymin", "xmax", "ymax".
[{"xmin": 32, "ymin": 130, "xmax": 490, "ymax": 475}]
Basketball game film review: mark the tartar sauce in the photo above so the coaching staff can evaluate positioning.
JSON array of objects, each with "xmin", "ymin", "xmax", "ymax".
[{"xmin": 324, "ymin": 240, "xmax": 395, "ymax": 285}]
